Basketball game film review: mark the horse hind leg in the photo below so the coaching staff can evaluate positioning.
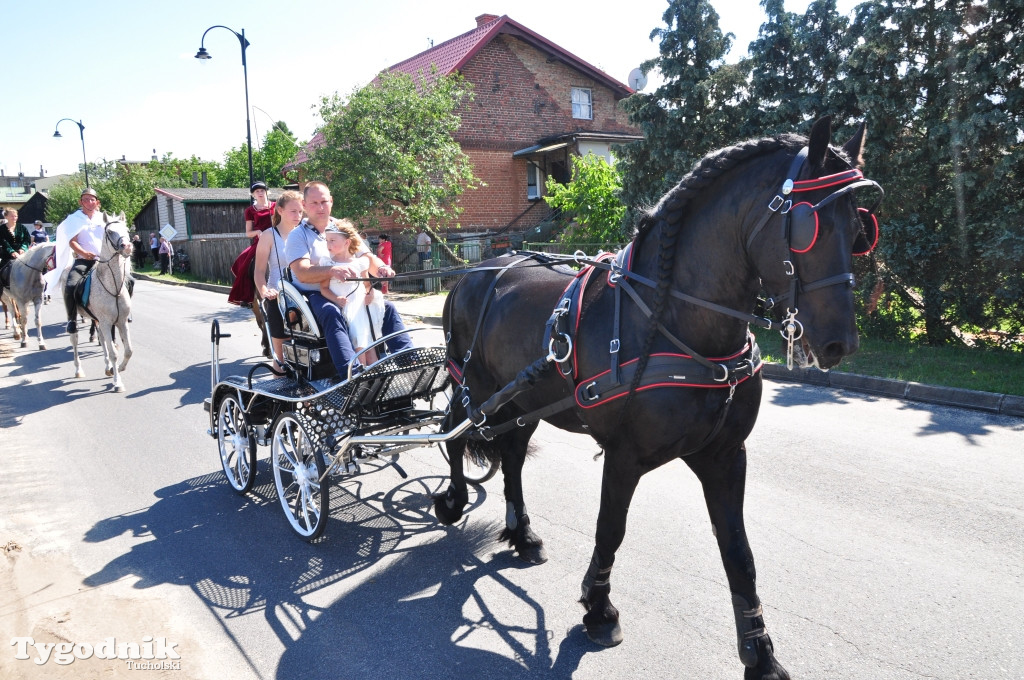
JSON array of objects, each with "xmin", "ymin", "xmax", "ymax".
[
  {"xmin": 70, "ymin": 326, "xmax": 85, "ymax": 378},
  {"xmin": 494, "ymin": 422, "xmax": 546, "ymax": 564},
  {"xmin": 686, "ymin": 443, "xmax": 791, "ymax": 680}
]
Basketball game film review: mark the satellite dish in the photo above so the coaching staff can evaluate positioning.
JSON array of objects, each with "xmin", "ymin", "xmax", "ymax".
[{"xmin": 628, "ymin": 68, "xmax": 648, "ymax": 92}]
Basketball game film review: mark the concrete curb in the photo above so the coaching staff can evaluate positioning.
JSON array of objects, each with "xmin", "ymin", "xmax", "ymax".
[
  {"xmin": 140, "ymin": 275, "xmax": 1022, "ymax": 419},
  {"xmin": 761, "ymin": 363, "xmax": 1023, "ymax": 418}
]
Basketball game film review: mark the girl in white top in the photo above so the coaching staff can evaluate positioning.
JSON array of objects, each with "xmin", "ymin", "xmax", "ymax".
[
  {"xmin": 318, "ymin": 220, "xmax": 385, "ymax": 366},
  {"xmin": 254, "ymin": 190, "xmax": 303, "ymax": 371}
]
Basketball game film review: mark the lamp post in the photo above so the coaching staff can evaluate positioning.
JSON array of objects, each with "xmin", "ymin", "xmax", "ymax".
[
  {"xmin": 195, "ymin": 25, "xmax": 254, "ymax": 189},
  {"xmin": 53, "ymin": 118, "xmax": 89, "ymax": 187}
]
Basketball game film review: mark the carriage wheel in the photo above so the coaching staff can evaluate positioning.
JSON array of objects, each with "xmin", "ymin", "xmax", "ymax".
[
  {"xmin": 271, "ymin": 412, "xmax": 329, "ymax": 541},
  {"xmin": 217, "ymin": 395, "xmax": 257, "ymax": 494}
]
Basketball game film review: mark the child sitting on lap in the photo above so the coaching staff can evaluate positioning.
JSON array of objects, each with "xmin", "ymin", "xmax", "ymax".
[{"xmin": 319, "ymin": 222, "xmax": 385, "ymax": 367}]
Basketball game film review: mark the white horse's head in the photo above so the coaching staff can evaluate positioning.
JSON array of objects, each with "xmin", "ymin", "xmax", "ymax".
[{"xmin": 102, "ymin": 212, "xmax": 132, "ymax": 258}]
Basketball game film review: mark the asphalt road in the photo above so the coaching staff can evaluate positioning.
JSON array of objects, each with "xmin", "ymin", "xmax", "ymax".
[{"xmin": 1, "ymin": 280, "xmax": 1021, "ymax": 679}]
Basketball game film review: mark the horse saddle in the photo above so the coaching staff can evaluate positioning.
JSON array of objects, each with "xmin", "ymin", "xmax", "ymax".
[
  {"xmin": 70, "ymin": 275, "xmax": 93, "ymax": 313},
  {"xmin": 0, "ymin": 261, "xmax": 11, "ymax": 291}
]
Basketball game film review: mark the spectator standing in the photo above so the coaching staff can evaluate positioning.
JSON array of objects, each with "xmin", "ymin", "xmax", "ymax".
[
  {"xmin": 377, "ymin": 233, "xmax": 392, "ymax": 294},
  {"xmin": 150, "ymin": 233, "xmax": 159, "ymax": 266},
  {"xmin": 30, "ymin": 220, "xmax": 49, "ymax": 244},
  {"xmin": 416, "ymin": 229, "xmax": 431, "ymax": 292},
  {"xmin": 158, "ymin": 236, "xmax": 173, "ymax": 275}
]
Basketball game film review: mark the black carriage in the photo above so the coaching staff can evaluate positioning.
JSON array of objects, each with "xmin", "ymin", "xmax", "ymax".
[{"xmin": 203, "ymin": 280, "xmax": 495, "ymax": 540}]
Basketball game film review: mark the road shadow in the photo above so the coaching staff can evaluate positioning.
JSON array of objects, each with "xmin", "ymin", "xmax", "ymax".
[
  {"xmin": 767, "ymin": 381, "xmax": 1015, "ymax": 442},
  {"xmin": 81, "ymin": 463, "xmax": 589, "ymax": 678},
  {"xmin": 127, "ymin": 357, "xmax": 258, "ymax": 408}
]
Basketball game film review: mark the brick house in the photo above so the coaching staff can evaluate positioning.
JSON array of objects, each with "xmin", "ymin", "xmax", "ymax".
[{"xmin": 289, "ymin": 13, "xmax": 641, "ymax": 239}]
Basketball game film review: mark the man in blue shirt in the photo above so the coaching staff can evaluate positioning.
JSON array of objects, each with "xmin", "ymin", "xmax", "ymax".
[{"xmin": 285, "ymin": 181, "xmax": 412, "ymax": 376}]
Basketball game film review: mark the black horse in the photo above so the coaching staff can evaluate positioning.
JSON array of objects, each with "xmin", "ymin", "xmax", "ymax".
[{"xmin": 434, "ymin": 117, "xmax": 881, "ymax": 679}]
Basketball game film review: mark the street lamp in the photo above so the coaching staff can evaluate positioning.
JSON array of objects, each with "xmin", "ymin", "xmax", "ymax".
[
  {"xmin": 195, "ymin": 25, "xmax": 254, "ymax": 188},
  {"xmin": 53, "ymin": 118, "xmax": 89, "ymax": 187}
]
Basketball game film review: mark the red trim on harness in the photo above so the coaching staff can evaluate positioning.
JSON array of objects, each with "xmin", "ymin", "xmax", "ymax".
[
  {"xmin": 791, "ymin": 169, "xmax": 863, "ymax": 192},
  {"xmin": 574, "ymin": 346, "xmax": 761, "ymax": 410},
  {"xmin": 446, "ymin": 358, "xmax": 464, "ymax": 385}
]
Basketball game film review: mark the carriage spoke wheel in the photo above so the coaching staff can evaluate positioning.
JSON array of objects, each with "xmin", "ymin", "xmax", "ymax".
[
  {"xmin": 271, "ymin": 412, "xmax": 329, "ymax": 541},
  {"xmin": 217, "ymin": 396, "xmax": 257, "ymax": 494}
]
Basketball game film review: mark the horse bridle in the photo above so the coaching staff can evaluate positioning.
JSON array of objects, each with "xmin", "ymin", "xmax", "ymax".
[
  {"xmin": 94, "ymin": 221, "xmax": 132, "ymax": 297},
  {"xmin": 746, "ymin": 147, "xmax": 884, "ymax": 366}
]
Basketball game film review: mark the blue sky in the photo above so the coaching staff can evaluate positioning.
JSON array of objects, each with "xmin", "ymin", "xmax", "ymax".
[{"xmin": 3, "ymin": 0, "xmax": 857, "ymax": 181}]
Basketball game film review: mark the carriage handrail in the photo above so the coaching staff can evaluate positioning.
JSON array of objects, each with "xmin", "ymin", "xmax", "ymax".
[{"xmin": 346, "ymin": 327, "xmax": 435, "ymax": 380}]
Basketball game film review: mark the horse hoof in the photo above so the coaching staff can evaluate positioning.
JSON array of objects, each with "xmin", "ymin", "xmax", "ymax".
[
  {"xmin": 114, "ymin": 385, "xmax": 126, "ymax": 393},
  {"xmin": 517, "ymin": 543, "xmax": 548, "ymax": 565},
  {"xmin": 105, "ymin": 369, "xmax": 113, "ymax": 377},
  {"xmin": 75, "ymin": 370, "xmax": 85, "ymax": 378},
  {"xmin": 20, "ymin": 341, "xmax": 27, "ymax": 348},
  {"xmin": 38, "ymin": 344, "xmax": 46, "ymax": 351},
  {"xmin": 584, "ymin": 620, "xmax": 623, "ymax": 647}
]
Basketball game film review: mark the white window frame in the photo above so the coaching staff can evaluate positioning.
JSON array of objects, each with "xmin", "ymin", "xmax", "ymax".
[
  {"xmin": 526, "ymin": 162, "xmax": 541, "ymax": 200},
  {"xmin": 571, "ymin": 87, "xmax": 593, "ymax": 120}
]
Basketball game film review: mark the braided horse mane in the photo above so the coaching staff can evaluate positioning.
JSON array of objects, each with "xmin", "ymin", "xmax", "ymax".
[{"xmin": 627, "ymin": 133, "xmax": 806, "ymax": 397}]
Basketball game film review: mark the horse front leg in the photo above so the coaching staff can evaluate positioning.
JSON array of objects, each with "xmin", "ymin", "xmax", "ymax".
[
  {"xmin": 96, "ymin": 325, "xmax": 124, "ymax": 392},
  {"xmin": 33, "ymin": 301, "xmax": 46, "ymax": 350},
  {"xmin": 579, "ymin": 445, "xmax": 641, "ymax": 647},
  {"xmin": 687, "ymin": 443, "xmax": 790, "ymax": 680},
  {"xmin": 116, "ymin": 319, "xmax": 132, "ymax": 372}
]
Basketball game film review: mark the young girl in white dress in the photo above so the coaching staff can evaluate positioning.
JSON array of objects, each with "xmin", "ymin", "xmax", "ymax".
[{"xmin": 318, "ymin": 220, "xmax": 385, "ymax": 366}]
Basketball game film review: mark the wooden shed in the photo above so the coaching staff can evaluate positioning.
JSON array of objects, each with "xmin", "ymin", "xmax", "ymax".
[{"xmin": 138, "ymin": 187, "xmax": 285, "ymax": 282}]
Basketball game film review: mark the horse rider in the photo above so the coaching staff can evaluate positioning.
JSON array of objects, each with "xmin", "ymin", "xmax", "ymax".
[
  {"xmin": 284, "ymin": 181, "xmax": 413, "ymax": 376},
  {"xmin": 43, "ymin": 187, "xmax": 107, "ymax": 334},
  {"xmin": 1, "ymin": 208, "xmax": 32, "ymax": 293}
]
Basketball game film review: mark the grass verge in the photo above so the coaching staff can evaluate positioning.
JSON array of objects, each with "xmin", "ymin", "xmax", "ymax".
[{"xmin": 753, "ymin": 328, "xmax": 1024, "ymax": 396}]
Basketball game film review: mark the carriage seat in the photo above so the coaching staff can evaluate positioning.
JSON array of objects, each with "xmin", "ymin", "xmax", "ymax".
[{"xmin": 272, "ymin": 279, "xmax": 337, "ymax": 380}]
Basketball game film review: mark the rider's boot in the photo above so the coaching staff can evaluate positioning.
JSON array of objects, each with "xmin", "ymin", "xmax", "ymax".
[{"xmin": 65, "ymin": 295, "xmax": 77, "ymax": 333}]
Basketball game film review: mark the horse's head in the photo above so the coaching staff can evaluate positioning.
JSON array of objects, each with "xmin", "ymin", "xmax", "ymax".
[
  {"xmin": 102, "ymin": 212, "xmax": 132, "ymax": 259},
  {"xmin": 747, "ymin": 116, "xmax": 883, "ymax": 369}
]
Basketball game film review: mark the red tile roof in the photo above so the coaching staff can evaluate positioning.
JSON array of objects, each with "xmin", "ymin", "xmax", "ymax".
[{"xmin": 285, "ymin": 14, "xmax": 633, "ymax": 171}]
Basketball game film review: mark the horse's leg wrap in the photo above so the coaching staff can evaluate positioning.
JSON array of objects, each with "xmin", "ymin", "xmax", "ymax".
[
  {"xmin": 499, "ymin": 501, "xmax": 546, "ymax": 564},
  {"xmin": 732, "ymin": 592, "xmax": 768, "ymax": 668},
  {"xmin": 579, "ymin": 547, "xmax": 622, "ymax": 646}
]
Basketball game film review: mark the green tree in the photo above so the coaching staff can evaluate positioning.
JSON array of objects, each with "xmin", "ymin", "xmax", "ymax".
[
  {"xmin": 304, "ymin": 69, "xmax": 480, "ymax": 253},
  {"xmin": 745, "ymin": 0, "xmax": 856, "ymax": 134},
  {"xmin": 847, "ymin": 0, "xmax": 1024, "ymax": 346},
  {"xmin": 617, "ymin": 0, "xmax": 743, "ymax": 221},
  {"xmin": 148, "ymin": 153, "xmax": 224, "ymax": 188},
  {"xmin": 45, "ymin": 161, "xmax": 160, "ymax": 226},
  {"xmin": 544, "ymin": 154, "xmax": 628, "ymax": 246},
  {"xmin": 221, "ymin": 124, "xmax": 303, "ymax": 188}
]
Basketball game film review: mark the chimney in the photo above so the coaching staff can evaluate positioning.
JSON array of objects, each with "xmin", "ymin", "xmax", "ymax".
[
  {"xmin": 40, "ymin": 165, "xmax": 45, "ymax": 177},
  {"xmin": 201, "ymin": 170, "xmax": 208, "ymax": 187},
  {"xmin": 475, "ymin": 14, "xmax": 499, "ymax": 28},
  {"xmin": 152, "ymin": 148, "xmax": 158, "ymax": 161},
  {"xmin": 192, "ymin": 171, "xmax": 199, "ymax": 186}
]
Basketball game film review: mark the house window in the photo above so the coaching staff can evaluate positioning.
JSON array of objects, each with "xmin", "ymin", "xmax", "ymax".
[
  {"xmin": 571, "ymin": 87, "xmax": 592, "ymax": 120},
  {"xmin": 527, "ymin": 163, "xmax": 541, "ymax": 200}
]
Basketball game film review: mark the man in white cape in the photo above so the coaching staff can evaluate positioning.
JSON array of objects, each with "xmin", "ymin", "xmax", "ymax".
[{"xmin": 44, "ymin": 187, "xmax": 106, "ymax": 333}]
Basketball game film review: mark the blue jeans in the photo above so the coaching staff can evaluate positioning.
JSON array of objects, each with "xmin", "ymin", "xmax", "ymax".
[{"xmin": 307, "ymin": 292, "xmax": 413, "ymax": 374}]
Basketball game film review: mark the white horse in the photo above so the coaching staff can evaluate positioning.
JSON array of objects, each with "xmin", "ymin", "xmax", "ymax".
[
  {"xmin": 59, "ymin": 214, "xmax": 134, "ymax": 392},
  {"xmin": 0, "ymin": 243, "xmax": 56, "ymax": 349}
]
